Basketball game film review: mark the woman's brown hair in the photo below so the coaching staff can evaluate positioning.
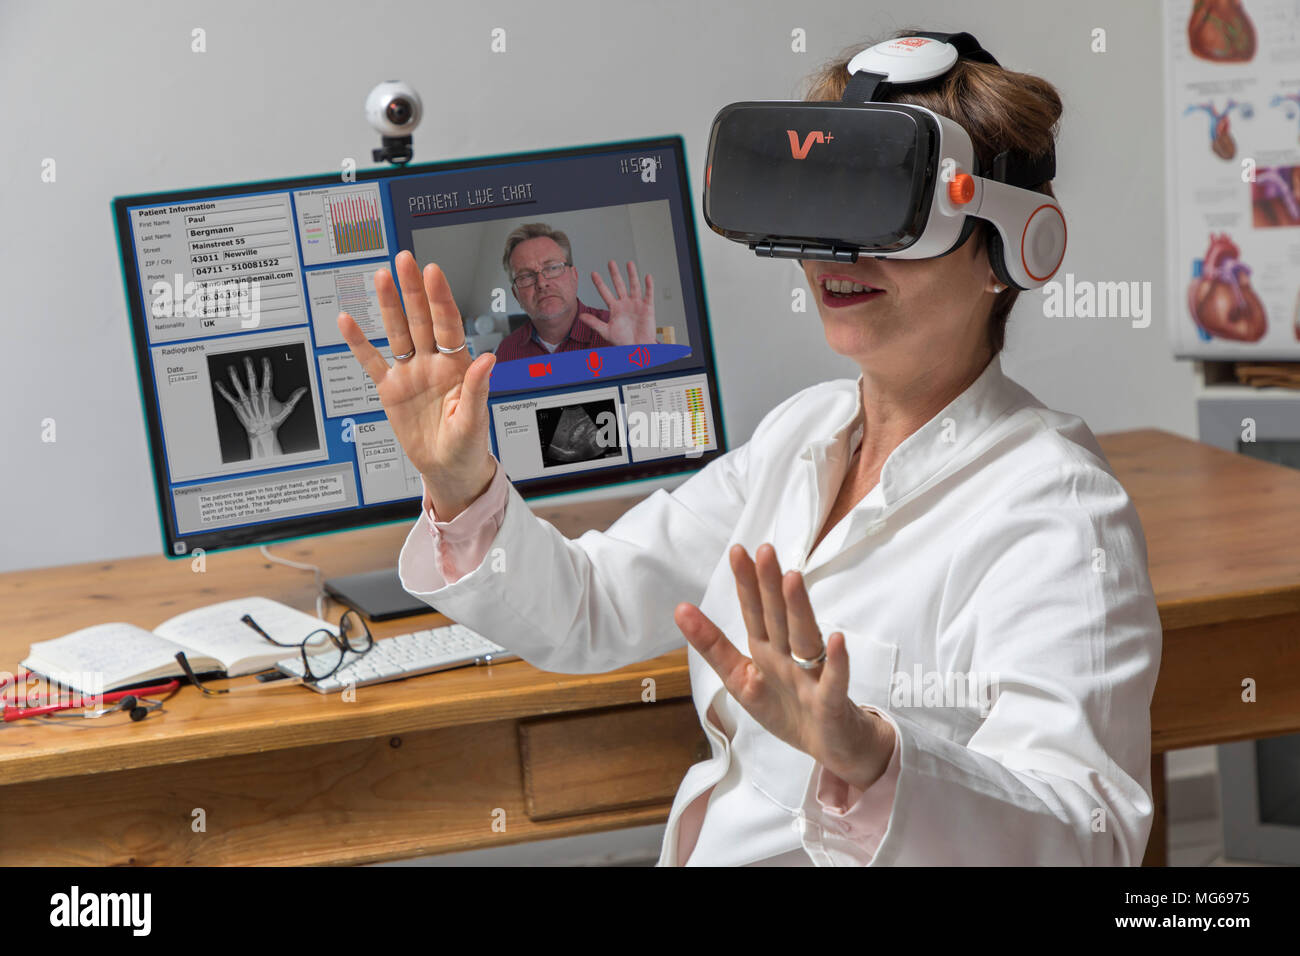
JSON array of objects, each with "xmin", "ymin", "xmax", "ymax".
[{"xmin": 800, "ymin": 31, "xmax": 1063, "ymax": 355}]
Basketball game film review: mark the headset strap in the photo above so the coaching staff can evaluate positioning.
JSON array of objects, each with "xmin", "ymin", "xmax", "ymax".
[
  {"xmin": 841, "ymin": 31, "xmax": 1054, "ymax": 188},
  {"xmin": 913, "ymin": 31, "xmax": 1001, "ymax": 65},
  {"xmin": 991, "ymin": 148, "xmax": 1056, "ymax": 189}
]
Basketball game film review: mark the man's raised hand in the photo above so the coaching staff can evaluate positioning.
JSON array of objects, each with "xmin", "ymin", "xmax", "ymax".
[{"xmin": 577, "ymin": 259, "xmax": 656, "ymax": 347}]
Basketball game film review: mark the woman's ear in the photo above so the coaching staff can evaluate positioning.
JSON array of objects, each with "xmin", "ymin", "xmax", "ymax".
[
  {"xmin": 972, "ymin": 240, "xmax": 1005, "ymax": 294},
  {"xmin": 982, "ymin": 234, "xmax": 1006, "ymax": 294}
]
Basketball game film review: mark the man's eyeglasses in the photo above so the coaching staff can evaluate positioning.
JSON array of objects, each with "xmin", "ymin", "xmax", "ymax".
[
  {"xmin": 511, "ymin": 261, "xmax": 571, "ymax": 289},
  {"xmin": 174, "ymin": 608, "xmax": 375, "ymax": 695}
]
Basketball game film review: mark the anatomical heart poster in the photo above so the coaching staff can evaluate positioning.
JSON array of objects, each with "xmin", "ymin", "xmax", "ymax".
[{"xmin": 1166, "ymin": 0, "xmax": 1300, "ymax": 357}]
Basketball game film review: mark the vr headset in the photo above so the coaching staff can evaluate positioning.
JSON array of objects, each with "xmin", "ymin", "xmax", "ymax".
[{"xmin": 702, "ymin": 31, "xmax": 1066, "ymax": 290}]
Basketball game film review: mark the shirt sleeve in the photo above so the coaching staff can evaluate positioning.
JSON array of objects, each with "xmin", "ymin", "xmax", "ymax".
[
  {"xmin": 808, "ymin": 706, "xmax": 901, "ymax": 859},
  {"xmin": 419, "ymin": 458, "xmax": 509, "ymax": 586}
]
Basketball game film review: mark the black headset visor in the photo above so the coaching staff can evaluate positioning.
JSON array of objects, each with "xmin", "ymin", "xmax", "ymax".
[{"xmin": 703, "ymin": 102, "xmax": 941, "ymax": 260}]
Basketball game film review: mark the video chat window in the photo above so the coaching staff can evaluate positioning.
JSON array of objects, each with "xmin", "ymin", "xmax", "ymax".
[{"xmin": 408, "ymin": 199, "xmax": 692, "ymax": 368}]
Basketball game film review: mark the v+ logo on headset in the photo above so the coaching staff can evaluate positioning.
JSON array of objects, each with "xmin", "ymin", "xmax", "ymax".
[{"xmin": 787, "ymin": 129, "xmax": 835, "ymax": 159}]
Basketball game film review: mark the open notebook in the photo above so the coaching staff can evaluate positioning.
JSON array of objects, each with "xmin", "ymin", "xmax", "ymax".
[{"xmin": 21, "ymin": 597, "xmax": 338, "ymax": 695}]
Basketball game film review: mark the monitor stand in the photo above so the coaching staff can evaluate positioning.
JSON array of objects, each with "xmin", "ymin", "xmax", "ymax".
[{"xmin": 324, "ymin": 567, "xmax": 434, "ymax": 621}]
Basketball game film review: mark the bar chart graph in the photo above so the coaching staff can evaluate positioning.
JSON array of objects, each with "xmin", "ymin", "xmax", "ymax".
[{"xmin": 327, "ymin": 191, "xmax": 385, "ymax": 256}]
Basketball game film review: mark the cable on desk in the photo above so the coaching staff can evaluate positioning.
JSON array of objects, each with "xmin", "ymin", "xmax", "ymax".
[{"xmin": 259, "ymin": 545, "xmax": 329, "ymax": 621}]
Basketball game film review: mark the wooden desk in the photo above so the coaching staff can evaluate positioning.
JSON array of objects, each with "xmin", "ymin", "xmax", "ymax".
[
  {"xmin": 2, "ymin": 429, "xmax": 1297, "ymax": 866},
  {"xmin": 1101, "ymin": 430, "xmax": 1300, "ymax": 864}
]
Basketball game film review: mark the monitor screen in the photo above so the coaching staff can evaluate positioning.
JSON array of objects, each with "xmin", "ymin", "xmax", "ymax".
[{"xmin": 113, "ymin": 137, "xmax": 727, "ymax": 557}]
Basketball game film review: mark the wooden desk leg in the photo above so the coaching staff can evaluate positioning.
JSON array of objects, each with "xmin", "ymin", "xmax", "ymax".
[{"xmin": 1143, "ymin": 753, "xmax": 1167, "ymax": 867}]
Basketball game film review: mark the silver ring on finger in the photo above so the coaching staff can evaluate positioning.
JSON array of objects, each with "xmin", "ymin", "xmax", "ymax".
[
  {"xmin": 790, "ymin": 645, "xmax": 827, "ymax": 670},
  {"xmin": 436, "ymin": 341, "xmax": 468, "ymax": 355},
  {"xmin": 393, "ymin": 348, "xmax": 417, "ymax": 362}
]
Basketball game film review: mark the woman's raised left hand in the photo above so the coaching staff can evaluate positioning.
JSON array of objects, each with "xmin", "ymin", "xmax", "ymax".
[{"xmin": 674, "ymin": 543, "xmax": 895, "ymax": 790}]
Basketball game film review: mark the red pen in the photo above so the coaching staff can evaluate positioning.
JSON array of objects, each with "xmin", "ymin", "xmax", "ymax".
[{"xmin": 3, "ymin": 680, "xmax": 181, "ymax": 722}]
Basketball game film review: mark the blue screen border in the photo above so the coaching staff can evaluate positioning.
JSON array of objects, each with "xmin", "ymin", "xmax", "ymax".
[{"xmin": 111, "ymin": 135, "xmax": 728, "ymax": 560}]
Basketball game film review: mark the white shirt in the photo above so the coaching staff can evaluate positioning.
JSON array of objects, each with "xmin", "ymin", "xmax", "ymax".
[{"xmin": 398, "ymin": 353, "xmax": 1163, "ymax": 865}]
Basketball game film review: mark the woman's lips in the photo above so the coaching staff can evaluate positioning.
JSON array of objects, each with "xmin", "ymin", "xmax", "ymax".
[
  {"xmin": 820, "ymin": 287, "xmax": 884, "ymax": 309},
  {"xmin": 817, "ymin": 272, "xmax": 884, "ymax": 308}
]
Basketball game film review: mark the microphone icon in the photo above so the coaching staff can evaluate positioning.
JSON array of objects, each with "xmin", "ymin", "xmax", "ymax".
[{"xmin": 587, "ymin": 351, "xmax": 602, "ymax": 377}]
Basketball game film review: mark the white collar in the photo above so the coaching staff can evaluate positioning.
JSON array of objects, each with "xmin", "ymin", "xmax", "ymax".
[{"xmin": 801, "ymin": 354, "xmax": 1019, "ymax": 507}]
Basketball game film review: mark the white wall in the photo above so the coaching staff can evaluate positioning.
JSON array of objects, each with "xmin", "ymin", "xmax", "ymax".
[{"xmin": 1, "ymin": 0, "xmax": 1191, "ymax": 573}]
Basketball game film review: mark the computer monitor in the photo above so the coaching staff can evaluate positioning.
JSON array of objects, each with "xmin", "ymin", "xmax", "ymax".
[{"xmin": 113, "ymin": 136, "xmax": 727, "ymax": 616}]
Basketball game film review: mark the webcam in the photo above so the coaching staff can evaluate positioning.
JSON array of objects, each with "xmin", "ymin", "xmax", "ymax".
[{"xmin": 366, "ymin": 80, "xmax": 422, "ymax": 165}]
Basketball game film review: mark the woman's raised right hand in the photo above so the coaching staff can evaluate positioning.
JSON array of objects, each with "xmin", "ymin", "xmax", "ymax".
[{"xmin": 336, "ymin": 249, "xmax": 497, "ymax": 521}]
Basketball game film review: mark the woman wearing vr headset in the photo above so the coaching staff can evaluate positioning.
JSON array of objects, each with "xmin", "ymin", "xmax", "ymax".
[{"xmin": 340, "ymin": 30, "xmax": 1161, "ymax": 866}]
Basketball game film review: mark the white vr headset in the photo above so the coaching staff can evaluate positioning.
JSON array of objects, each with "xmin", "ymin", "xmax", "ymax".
[{"xmin": 702, "ymin": 31, "xmax": 1067, "ymax": 290}]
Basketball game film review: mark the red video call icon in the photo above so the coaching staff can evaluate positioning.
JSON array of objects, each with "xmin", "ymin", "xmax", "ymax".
[{"xmin": 528, "ymin": 361, "xmax": 551, "ymax": 378}]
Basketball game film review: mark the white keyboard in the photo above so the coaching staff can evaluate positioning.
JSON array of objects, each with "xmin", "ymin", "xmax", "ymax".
[{"xmin": 275, "ymin": 624, "xmax": 518, "ymax": 694}]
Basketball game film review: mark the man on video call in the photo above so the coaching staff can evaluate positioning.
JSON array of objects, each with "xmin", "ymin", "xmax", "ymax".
[{"xmin": 494, "ymin": 222, "xmax": 657, "ymax": 361}]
